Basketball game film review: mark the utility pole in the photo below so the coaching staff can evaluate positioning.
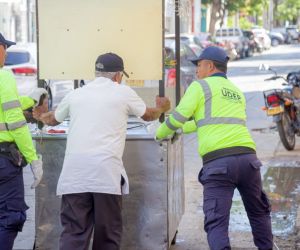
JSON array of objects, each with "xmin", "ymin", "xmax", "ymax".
[
  {"xmin": 269, "ymin": 0, "xmax": 274, "ymax": 30},
  {"xmin": 194, "ymin": 0, "xmax": 201, "ymax": 33},
  {"xmin": 26, "ymin": 0, "xmax": 30, "ymax": 42}
]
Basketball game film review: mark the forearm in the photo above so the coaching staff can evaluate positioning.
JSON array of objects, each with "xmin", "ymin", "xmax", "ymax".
[
  {"xmin": 40, "ymin": 111, "xmax": 60, "ymax": 126},
  {"xmin": 9, "ymin": 126, "xmax": 38, "ymax": 163},
  {"xmin": 182, "ymin": 120, "xmax": 197, "ymax": 134},
  {"xmin": 141, "ymin": 107, "xmax": 164, "ymax": 121},
  {"xmin": 19, "ymin": 96, "xmax": 35, "ymax": 110}
]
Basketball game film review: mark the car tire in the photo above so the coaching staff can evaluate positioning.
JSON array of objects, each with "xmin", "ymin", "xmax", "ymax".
[
  {"xmin": 245, "ymin": 48, "xmax": 253, "ymax": 57},
  {"xmin": 271, "ymin": 38, "xmax": 280, "ymax": 46},
  {"xmin": 239, "ymin": 49, "xmax": 246, "ymax": 59}
]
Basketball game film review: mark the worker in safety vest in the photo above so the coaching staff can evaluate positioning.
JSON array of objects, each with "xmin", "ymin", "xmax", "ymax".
[
  {"xmin": 0, "ymin": 33, "xmax": 46, "ymax": 250},
  {"xmin": 156, "ymin": 46, "xmax": 273, "ymax": 250}
]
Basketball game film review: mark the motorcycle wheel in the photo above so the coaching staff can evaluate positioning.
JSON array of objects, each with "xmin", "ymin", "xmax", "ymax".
[{"xmin": 277, "ymin": 112, "xmax": 296, "ymax": 150}]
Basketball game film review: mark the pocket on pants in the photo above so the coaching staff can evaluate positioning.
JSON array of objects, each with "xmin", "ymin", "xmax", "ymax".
[
  {"xmin": 200, "ymin": 164, "xmax": 228, "ymax": 184},
  {"xmin": 250, "ymin": 159, "xmax": 262, "ymax": 170},
  {"xmin": 4, "ymin": 199, "xmax": 28, "ymax": 231},
  {"xmin": 203, "ymin": 199, "xmax": 217, "ymax": 232}
]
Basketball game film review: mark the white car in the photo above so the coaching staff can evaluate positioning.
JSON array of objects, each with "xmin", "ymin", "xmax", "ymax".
[
  {"xmin": 251, "ymin": 28, "xmax": 272, "ymax": 50},
  {"xmin": 3, "ymin": 43, "xmax": 76, "ymax": 109},
  {"xmin": 4, "ymin": 43, "xmax": 38, "ymax": 97}
]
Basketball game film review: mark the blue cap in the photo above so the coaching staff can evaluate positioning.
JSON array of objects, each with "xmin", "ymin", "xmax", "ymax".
[
  {"xmin": 95, "ymin": 52, "xmax": 129, "ymax": 78},
  {"xmin": 191, "ymin": 46, "xmax": 229, "ymax": 65},
  {"xmin": 0, "ymin": 33, "xmax": 16, "ymax": 48}
]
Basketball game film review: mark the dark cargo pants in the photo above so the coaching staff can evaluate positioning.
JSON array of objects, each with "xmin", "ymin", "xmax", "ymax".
[
  {"xmin": 59, "ymin": 192, "xmax": 122, "ymax": 250},
  {"xmin": 199, "ymin": 153, "xmax": 273, "ymax": 250},
  {"xmin": 0, "ymin": 157, "xmax": 28, "ymax": 250}
]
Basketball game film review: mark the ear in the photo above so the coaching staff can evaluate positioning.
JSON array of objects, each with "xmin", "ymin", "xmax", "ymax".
[
  {"xmin": 112, "ymin": 73, "xmax": 118, "ymax": 82},
  {"xmin": 209, "ymin": 61, "xmax": 215, "ymax": 70}
]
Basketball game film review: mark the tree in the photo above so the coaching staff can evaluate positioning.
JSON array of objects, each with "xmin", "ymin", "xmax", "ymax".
[
  {"xmin": 276, "ymin": 0, "xmax": 300, "ymax": 24},
  {"xmin": 203, "ymin": 0, "xmax": 267, "ymax": 35}
]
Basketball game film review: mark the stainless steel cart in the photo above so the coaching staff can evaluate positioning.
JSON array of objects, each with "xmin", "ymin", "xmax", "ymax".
[{"xmin": 33, "ymin": 124, "xmax": 184, "ymax": 250}]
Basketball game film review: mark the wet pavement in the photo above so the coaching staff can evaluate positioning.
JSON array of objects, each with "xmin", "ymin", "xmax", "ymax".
[{"xmin": 230, "ymin": 165, "xmax": 300, "ymax": 236}]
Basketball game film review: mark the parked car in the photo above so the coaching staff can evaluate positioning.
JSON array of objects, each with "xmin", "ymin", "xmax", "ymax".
[
  {"xmin": 215, "ymin": 28, "xmax": 250, "ymax": 58},
  {"xmin": 165, "ymin": 33, "xmax": 203, "ymax": 56},
  {"xmin": 193, "ymin": 32, "xmax": 214, "ymax": 48},
  {"xmin": 243, "ymin": 30, "xmax": 263, "ymax": 53},
  {"xmin": 164, "ymin": 39, "xmax": 196, "ymax": 89},
  {"xmin": 251, "ymin": 28, "xmax": 271, "ymax": 50},
  {"xmin": 268, "ymin": 31, "xmax": 285, "ymax": 46},
  {"xmin": 286, "ymin": 25, "xmax": 300, "ymax": 42},
  {"xmin": 4, "ymin": 43, "xmax": 38, "ymax": 97},
  {"xmin": 3, "ymin": 43, "xmax": 79, "ymax": 109},
  {"xmin": 271, "ymin": 27, "xmax": 292, "ymax": 44}
]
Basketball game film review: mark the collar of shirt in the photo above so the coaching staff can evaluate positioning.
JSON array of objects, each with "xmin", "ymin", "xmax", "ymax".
[{"xmin": 209, "ymin": 72, "xmax": 227, "ymax": 79}]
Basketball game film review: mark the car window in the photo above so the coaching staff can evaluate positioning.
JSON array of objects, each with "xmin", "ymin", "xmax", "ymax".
[
  {"xmin": 5, "ymin": 52, "xmax": 30, "ymax": 66},
  {"xmin": 193, "ymin": 37, "xmax": 201, "ymax": 46}
]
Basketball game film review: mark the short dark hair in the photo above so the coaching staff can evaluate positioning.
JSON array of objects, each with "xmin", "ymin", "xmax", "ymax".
[{"xmin": 212, "ymin": 60, "xmax": 227, "ymax": 73}]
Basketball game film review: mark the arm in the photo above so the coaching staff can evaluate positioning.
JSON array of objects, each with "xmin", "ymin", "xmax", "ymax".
[
  {"xmin": 156, "ymin": 82, "xmax": 202, "ymax": 140},
  {"xmin": 33, "ymin": 91, "xmax": 70, "ymax": 126},
  {"xmin": 126, "ymin": 87, "xmax": 170, "ymax": 121},
  {"xmin": 38, "ymin": 111, "xmax": 60, "ymax": 126},
  {"xmin": 182, "ymin": 120, "xmax": 197, "ymax": 134},
  {"xmin": 19, "ymin": 96, "xmax": 35, "ymax": 110},
  {"xmin": 141, "ymin": 96, "xmax": 170, "ymax": 121},
  {"xmin": 0, "ymin": 71, "xmax": 37, "ymax": 163},
  {"xmin": 141, "ymin": 107, "xmax": 165, "ymax": 121}
]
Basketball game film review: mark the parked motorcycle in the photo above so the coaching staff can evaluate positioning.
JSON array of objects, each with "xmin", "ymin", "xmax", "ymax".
[{"xmin": 260, "ymin": 64, "xmax": 300, "ymax": 150}]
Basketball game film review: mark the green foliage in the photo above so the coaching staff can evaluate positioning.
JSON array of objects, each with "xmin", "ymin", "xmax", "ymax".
[
  {"xmin": 239, "ymin": 17, "xmax": 254, "ymax": 29},
  {"xmin": 276, "ymin": 0, "xmax": 300, "ymax": 22}
]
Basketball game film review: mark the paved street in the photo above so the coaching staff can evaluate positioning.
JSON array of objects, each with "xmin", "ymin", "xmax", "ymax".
[{"xmin": 14, "ymin": 44, "xmax": 300, "ymax": 250}]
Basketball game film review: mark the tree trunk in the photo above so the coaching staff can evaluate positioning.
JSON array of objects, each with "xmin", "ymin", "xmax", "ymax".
[{"xmin": 209, "ymin": 0, "xmax": 221, "ymax": 35}]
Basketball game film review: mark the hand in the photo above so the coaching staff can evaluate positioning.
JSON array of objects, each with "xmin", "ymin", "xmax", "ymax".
[
  {"xmin": 32, "ymin": 104, "xmax": 48, "ymax": 121},
  {"xmin": 156, "ymin": 96, "xmax": 171, "ymax": 113},
  {"xmin": 30, "ymin": 155, "xmax": 43, "ymax": 189}
]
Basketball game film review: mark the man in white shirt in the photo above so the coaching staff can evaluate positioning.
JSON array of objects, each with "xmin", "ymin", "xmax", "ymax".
[{"xmin": 34, "ymin": 52, "xmax": 170, "ymax": 250}]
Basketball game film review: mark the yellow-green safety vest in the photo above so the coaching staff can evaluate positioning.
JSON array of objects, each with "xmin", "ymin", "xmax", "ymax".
[
  {"xmin": 0, "ymin": 69, "xmax": 37, "ymax": 163},
  {"xmin": 156, "ymin": 76, "xmax": 256, "ymax": 157}
]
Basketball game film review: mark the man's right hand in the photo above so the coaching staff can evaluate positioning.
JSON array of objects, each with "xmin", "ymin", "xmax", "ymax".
[{"xmin": 156, "ymin": 96, "xmax": 171, "ymax": 113}]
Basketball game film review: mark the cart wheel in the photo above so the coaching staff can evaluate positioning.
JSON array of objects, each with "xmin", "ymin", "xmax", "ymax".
[{"xmin": 171, "ymin": 230, "xmax": 178, "ymax": 245}]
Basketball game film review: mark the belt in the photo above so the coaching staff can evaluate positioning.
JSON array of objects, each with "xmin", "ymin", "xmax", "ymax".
[
  {"xmin": 0, "ymin": 142, "xmax": 15, "ymax": 153},
  {"xmin": 202, "ymin": 146, "xmax": 256, "ymax": 164}
]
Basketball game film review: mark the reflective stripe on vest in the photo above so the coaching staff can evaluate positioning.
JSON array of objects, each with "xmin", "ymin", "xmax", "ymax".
[
  {"xmin": 0, "ymin": 120, "xmax": 27, "ymax": 131},
  {"xmin": 2, "ymin": 100, "xmax": 21, "ymax": 111},
  {"xmin": 196, "ymin": 79, "xmax": 246, "ymax": 127},
  {"xmin": 165, "ymin": 117, "xmax": 180, "ymax": 131},
  {"xmin": 172, "ymin": 111, "xmax": 189, "ymax": 123}
]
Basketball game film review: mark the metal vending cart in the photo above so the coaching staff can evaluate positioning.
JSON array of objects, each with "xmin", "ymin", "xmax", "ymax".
[{"xmin": 34, "ymin": 0, "xmax": 185, "ymax": 249}]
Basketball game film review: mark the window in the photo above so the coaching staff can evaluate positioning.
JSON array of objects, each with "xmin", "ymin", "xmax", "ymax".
[{"xmin": 5, "ymin": 52, "xmax": 30, "ymax": 66}]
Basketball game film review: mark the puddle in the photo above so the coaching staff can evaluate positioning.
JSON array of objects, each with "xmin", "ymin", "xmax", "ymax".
[{"xmin": 229, "ymin": 166, "xmax": 300, "ymax": 236}]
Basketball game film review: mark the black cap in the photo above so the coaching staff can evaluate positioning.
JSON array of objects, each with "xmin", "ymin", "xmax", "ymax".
[
  {"xmin": 95, "ymin": 52, "xmax": 129, "ymax": 78},
  {"xmin": 191, "ymin": 46, "xmax": 229, "ymax": 65},
  {"xmin": 0, "ymin": 33, "xmax": 16, "ymax": 48}
]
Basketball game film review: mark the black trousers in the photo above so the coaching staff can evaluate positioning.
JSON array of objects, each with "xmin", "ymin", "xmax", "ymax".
[
  {"xmin": 0, "ymin": 157, "xmax": 28, "ymax": 250},
  {"xmin": 59, "ymin": 192, "xmax": 122, "ymax": 250},
  {"xmin": 199, "ymin": 154, "xmax": 273, "ymax": 250}
]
